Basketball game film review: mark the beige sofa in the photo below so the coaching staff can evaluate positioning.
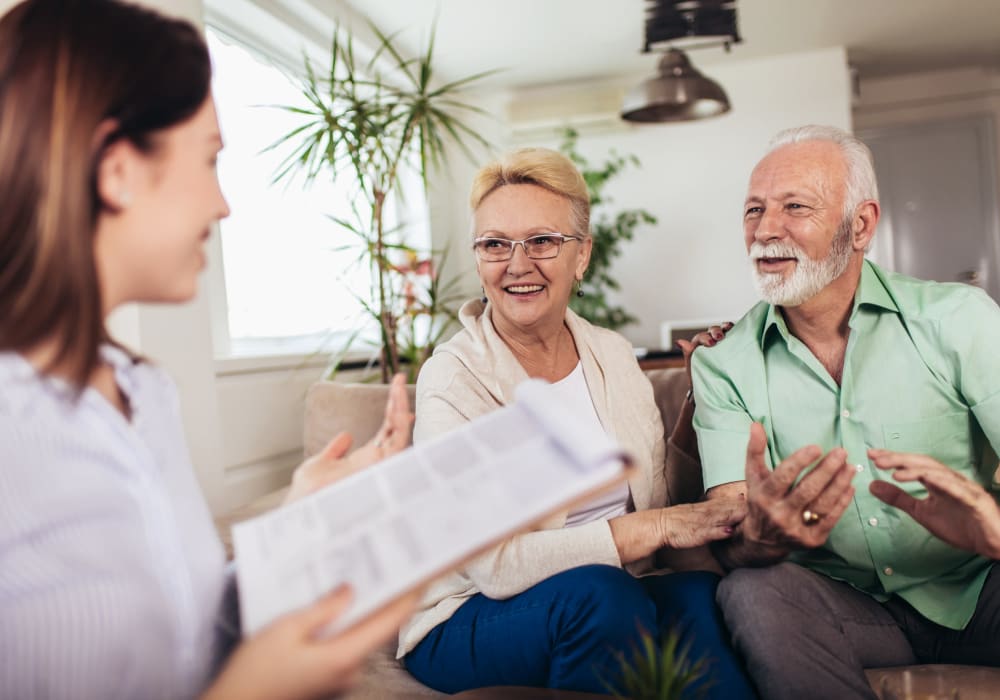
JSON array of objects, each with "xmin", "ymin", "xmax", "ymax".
[{"xmin": 216, "ymin": 368, "xmax": 1000, "ymax": 699}]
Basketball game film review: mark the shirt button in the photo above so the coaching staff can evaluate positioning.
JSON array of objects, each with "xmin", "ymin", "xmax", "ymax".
[
  {"xmin": 841, "ymin": 409, "xmax": 851, "ymax": 419},
  {"xmin": 855, "ymin": 464, "xmax": 865, "ymax": 473},
  {"xmin": 868, "ymin": 517, "xmax": 879, "ymax": 527},
  {"xmin": 884, "ymin": 566, "xmax": 894, "ymax": 576}
]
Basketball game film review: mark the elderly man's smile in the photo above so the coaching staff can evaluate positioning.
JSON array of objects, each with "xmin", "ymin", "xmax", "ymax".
[{"xmin": 755, "ymin": 256, "xmax": 797, "ymax": 274}]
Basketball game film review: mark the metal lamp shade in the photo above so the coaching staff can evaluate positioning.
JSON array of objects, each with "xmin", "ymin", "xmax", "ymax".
[{"xmin": 621, "ymin": 48, "xmax": 731, "ymax": 123}]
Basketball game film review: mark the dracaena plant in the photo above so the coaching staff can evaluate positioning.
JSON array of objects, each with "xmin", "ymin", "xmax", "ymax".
[
  {"xmin": 270, "ymin": 22, "xmax": 494, "ymax": 382},
  {"xmin": 602, "ymin": 628, "xmax": 711, "ymax": 700}
]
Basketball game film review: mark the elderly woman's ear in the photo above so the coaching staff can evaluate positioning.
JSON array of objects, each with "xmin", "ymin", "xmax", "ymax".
[{"xmin": 575, "ymin": 236, "xmax": 593, "ymax": 280}]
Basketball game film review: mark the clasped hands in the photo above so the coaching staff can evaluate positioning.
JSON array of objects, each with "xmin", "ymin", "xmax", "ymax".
[{"xmin": 730, "ymin": 422, "xmax": 1000, "ymax": 562}]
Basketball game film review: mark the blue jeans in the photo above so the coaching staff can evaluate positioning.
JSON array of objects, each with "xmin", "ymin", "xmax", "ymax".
[{"xmin": 404, "ymin": 564, "xmax": 756, "ymax": 698}]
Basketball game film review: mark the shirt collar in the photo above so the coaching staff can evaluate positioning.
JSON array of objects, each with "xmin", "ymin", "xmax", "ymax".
[
  {"xmin": 758, "ymin": 259, "xmax": 899, "ymax": 349},
  {"xmin": 852, "ymin": 259, "xmax": 899, "ymax": 317}
]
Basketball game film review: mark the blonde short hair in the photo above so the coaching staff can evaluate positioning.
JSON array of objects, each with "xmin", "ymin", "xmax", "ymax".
[{"xmin": 469, "ymin": 148, "xmax": 591, "ymax": 238}]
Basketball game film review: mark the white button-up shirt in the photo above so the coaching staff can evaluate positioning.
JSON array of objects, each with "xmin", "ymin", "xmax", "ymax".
[{"xmin": 0, "ymin": 346, "xmax": 231, "ymax": 699}]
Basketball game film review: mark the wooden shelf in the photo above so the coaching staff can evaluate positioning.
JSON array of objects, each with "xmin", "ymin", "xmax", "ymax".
[{"xmin": 636, "ymin": 349, "xmax": 685, "ymax": 371}]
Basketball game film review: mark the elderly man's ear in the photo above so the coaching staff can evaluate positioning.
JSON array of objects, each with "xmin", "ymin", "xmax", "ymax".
[{"xmin": 851, "ymin": 200, "xmax": 881, "ymax": 252}]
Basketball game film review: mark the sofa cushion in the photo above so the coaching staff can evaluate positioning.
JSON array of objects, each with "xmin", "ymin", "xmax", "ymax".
[{"xmin": 304, "ymin": 381, "xmax": 418, "ymax": 458}]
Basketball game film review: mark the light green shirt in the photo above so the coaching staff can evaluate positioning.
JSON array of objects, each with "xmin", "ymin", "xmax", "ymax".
[{"xmin": 692, "ymin": 260, "xmax": 1000, "ymax": 630}]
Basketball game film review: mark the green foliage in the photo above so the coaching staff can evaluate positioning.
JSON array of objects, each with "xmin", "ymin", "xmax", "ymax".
[
  {"xmin": 560, "ymin": 128, "xmax": 657, "ymax": 330},
  {"xmin": 602, "ymin": 628, "xmax": 711, "ymax": 700},
  {"xmin": 268, "ymin": 22, "xmax": 494, "ymax": 382}
]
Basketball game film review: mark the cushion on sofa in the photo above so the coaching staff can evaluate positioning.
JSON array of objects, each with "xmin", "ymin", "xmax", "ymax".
[{"xmin": 304, "ymin": 381, "xmax": 418, "ymax": 458}]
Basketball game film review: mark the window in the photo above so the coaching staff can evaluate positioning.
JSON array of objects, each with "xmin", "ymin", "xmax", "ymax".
[{"xmin": 205, "ymin": 17, "xmax": 430, "ymax": 360}]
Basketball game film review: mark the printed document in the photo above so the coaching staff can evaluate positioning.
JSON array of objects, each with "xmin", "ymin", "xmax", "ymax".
[{"xmin": 233, "ymin": 379, "xmax": 631, "ymax": 635}]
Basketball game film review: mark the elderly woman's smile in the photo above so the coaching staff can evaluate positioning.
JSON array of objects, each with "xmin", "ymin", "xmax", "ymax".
[{"xmin": 504, "ymin": 283, "xmax": 545, "ymax": 296}]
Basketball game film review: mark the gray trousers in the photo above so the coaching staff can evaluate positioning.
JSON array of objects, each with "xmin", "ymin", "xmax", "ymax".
[{"xmin": 717, "ymin": 562, "xmax": 1000, "ymax": 700}]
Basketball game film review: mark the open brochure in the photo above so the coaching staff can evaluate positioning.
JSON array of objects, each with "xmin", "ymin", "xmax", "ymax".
[{"xmin": 233, "ymin": 379, "xmax": 632, "ymax": 636}]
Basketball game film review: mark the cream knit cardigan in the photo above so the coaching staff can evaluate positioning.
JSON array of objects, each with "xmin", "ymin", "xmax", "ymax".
[{"xmin": 397, "ymin": 299, "xmax": 698, "ymax": 657}]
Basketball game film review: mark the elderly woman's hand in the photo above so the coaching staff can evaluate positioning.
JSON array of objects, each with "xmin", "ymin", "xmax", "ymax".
[
  {"xmin": 608, "ymin": 497, "xmax": 746, "ymax": 563},
  {"xmin": 284, "ymin": 374, "xmax": 414, "ymax": 504},
  {"xmin": 676, "ymin": 322, "xmax": 733, "ymax": 389},
  {"xmin": 656, "ymin": 497, "xmax": 747, "ymax": 550}
]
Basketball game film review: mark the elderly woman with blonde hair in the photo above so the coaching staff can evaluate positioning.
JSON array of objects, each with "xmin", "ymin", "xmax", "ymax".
[{"xmin": 399, "ymin": 148, "xmax": 756, "ymax": 698}]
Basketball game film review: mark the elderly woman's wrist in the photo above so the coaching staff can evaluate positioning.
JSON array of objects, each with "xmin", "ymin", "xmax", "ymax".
[
  {"xmin": 609, "ymin": 511, "xmax": 664, "ymax": 563},
  {"xmin": 655, "ymin": 507, "xmax": 682, "ymax": 550}
]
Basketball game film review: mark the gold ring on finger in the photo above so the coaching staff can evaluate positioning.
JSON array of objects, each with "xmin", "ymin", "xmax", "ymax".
[{"xmin": 802, "ymin": 509, "xmax": 823, "ymax": 526}]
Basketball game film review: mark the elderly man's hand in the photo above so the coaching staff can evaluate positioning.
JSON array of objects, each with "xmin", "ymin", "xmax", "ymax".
[
  {"xmin": 869, "ymin": 449, "xmax": 1000, "ymax": 560},
  {"xmin": 738, "ymin": 423, "xmax": 857, "ymax": 558},
  {"xmin": 284, "ymin": 373, "xmax": 414, "ymax": 504}
]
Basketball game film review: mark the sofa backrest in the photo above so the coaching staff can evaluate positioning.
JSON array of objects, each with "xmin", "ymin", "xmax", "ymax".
[{"xmin": 303, "ymin": 368, "xmax": 689, "ymax": 459}]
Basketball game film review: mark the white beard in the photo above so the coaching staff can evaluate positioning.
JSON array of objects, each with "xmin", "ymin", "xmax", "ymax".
[{"xmin": 749, "ymin": 224, "xmax": 853, "ymax": 307}]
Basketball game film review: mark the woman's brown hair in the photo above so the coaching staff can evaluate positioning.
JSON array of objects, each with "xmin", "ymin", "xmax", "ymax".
[{"xmin": 0, "ymin": 0, "xmax": 211, "ymax": 390}]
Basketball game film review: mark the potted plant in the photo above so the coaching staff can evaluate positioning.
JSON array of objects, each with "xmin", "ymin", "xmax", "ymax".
[
  {"xmin": 270, "ymin": 23, "xmax": 494, "ymax": 382},
  {"xmin": 603, "ymin": 628, "xmax": 711, "ymax": 700},
  {"xmin": 560, "ymin": 128, "xmax": 657, "ymax": 330}
]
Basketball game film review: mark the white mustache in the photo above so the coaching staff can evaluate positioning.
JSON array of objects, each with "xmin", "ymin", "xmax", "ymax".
[{"xmin": 749, "ymin": 241, "xmax": 803, "ymax": 261}]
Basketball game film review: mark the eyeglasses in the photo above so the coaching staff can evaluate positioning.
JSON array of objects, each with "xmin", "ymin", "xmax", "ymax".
[{"xmin": 472, "ymin": 233, "xmax": 583, "ymax": 262}]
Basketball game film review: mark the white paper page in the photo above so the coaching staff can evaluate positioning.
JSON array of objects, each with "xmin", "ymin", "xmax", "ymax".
[{"xmin": 232, "ymin": 379, "xmax": 630, "ymax": 636}]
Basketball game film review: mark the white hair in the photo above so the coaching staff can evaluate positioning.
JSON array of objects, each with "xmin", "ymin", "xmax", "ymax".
[{"xmin": 766, "ymin": 125, "xmax": 879, "ymax": 223}]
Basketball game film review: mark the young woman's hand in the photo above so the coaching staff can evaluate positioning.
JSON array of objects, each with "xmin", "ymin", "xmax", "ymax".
[
  {"xmin": 284, "ymin": 373, "xmax": 414, "ymax": 504},
  {"xmin": 202, "ymin": 585, "xmax": 422, "ymax": 700}
]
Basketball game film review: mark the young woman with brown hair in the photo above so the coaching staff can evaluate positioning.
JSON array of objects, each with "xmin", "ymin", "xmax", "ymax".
[{"xmin": 0, "ymin": 1, "xmax": 415, "ymax": 698}]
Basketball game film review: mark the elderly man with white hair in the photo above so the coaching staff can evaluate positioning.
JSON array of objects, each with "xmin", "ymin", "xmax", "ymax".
[{"xmin": 690, "ymin": 124, "xmax": 1000, "ymax": 699}]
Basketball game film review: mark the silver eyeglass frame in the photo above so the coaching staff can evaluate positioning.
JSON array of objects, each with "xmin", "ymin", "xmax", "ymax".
[{"xmin": 471, "ymin": 233, "xmax": 584, "ymax": 261}]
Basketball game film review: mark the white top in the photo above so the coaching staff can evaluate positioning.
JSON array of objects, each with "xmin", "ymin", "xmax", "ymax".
[
  {"xmin": 554, "ymin": 363, "xmax": 631, "ymax": 527},
  {"xmin": 0, "ymin": 346, "xmax": 232, "ymax": 700}
]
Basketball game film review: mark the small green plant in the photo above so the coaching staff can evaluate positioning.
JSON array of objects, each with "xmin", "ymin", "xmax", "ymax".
[
  {"xmin": 602, "ymin": 628, "xmax": 711, "ymax": 700},
  {"xmin": 560, "ymin": 128, "xmax": 657, "ymax": 331}
]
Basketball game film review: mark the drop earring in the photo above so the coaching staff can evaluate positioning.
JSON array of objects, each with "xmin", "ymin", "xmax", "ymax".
[
  {"xmin": 575, "ymin": 280, "xmax": 584, "ymax": 298},
  {"xmin": 481, "ymin": 288, "xmax": 488, "ymax": 304}
]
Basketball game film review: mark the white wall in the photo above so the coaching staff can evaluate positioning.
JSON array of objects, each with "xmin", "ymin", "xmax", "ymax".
[{"xmin": 493, "ymin": 47, "xmax": 853, "ymax": 348}]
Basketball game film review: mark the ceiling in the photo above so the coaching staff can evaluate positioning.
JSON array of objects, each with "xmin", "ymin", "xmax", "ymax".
[{"xmin": 336, "ymin": 0, "xmax": 1000, "ymax": 89}]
